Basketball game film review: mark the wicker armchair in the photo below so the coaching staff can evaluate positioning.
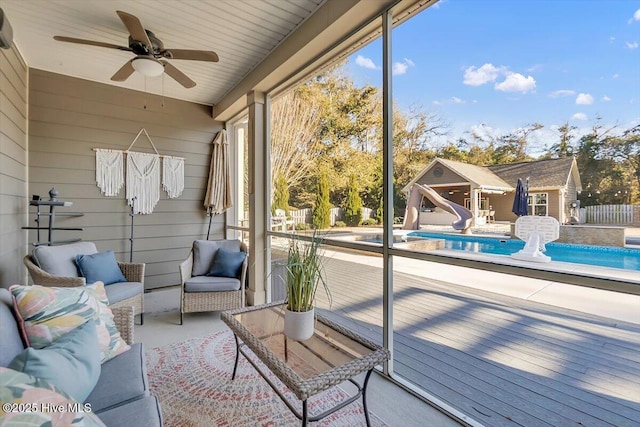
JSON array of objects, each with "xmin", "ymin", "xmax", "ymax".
[
  {"xmin": 23, "ymin": 245, "xmax": 145, "ymax": 324},
  {"xmin": 179, "ymin": 240, "xmax": 248, "ymax": 324},
  {"xmin": 112, "ymin": 306, "xmax": 135, "ymax": 345}
]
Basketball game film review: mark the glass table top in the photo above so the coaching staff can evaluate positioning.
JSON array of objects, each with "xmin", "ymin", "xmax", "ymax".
[{"xmin": 229, "ymin": 304, "xmax": 376, "ymax": 380}]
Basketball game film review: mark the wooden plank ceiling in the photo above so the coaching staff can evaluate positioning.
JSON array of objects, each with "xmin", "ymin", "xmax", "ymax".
[{"xmin": 1, "ymin": 0, "xmax": 324, "ymax": 106}]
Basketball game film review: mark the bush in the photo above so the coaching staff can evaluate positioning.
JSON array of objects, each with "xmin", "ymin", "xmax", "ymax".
[
  {"xmin": 295, "ymin": 222, "xmax": 310, "ymax": 230},
  {"xmin": 334, "ymin": 221, "xmax": 346, "ymax": 228},
  {"xmin": 361, "ymin": 218, "xmax": 378, "ymax": 226},
  {"xmin": 272, "ymin": 172, "xmax": 289, "ymax": 214},
  {"xmin": 312, "ymin": 170, "xmax": 331, "ymax": 229},
  {"xmin": 343, "ymin": 175, "xmax": 362, "ymax": 227}
]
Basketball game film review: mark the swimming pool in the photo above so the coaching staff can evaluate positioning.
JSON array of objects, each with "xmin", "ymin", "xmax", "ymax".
[{"xmin": 407, "ymin": 231, "xmax": 640, "ymax": 271}]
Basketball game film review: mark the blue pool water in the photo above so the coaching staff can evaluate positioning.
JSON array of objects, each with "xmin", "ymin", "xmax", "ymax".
[{"xmin": 407, "ymin": 232, "xmax": 640, "ymax": 271}]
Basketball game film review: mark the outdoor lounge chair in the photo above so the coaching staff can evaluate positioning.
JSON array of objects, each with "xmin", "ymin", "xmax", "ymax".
[
  {"xmin": 23, "ymin": 241, "xmax": 145, "ymax": 323},
  {"xmin": 179, "ymin": 239, "xmax": 248, "ymax": 324}
]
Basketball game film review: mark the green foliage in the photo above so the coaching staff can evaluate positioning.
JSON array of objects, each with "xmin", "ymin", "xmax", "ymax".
[
  {"xmin": 272, "ymin": 172, "xmax": 289, "ymax": 214},
  {"xmin": 295, "ymin": 222, "xmax": 311, "ymax": 231},
  {"xmin": 275, "ymin": 63, "xmax": 640, "ymax": 212},
  {"xmin": 362, "ymin": 218, "xmax": 378, "ymax": 226},
  {"xmin": 285, "ymin": 231, "xmax": 331, "ymax": 312},
  {"xmin": 312, "ymin": 170, "xmax": 331, "ymax": 229},
  {"xmin": 375, "ymin": 198, "xmax": 383, "ymax": 224},
  {"xmin": 333, "ymin": 221, "xmax": 346, "ymax": 227},
  {"xmin": 343, "ymin": 174, "xmax": 362, "ymax": 226}
]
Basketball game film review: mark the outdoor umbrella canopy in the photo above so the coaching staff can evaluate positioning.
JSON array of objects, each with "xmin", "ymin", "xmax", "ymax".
[
  {"xmin": 512, "ymin": 177, "xmax": 529, "ymax": 216},
  {"xmin": 204, "ymin": 130, "xmax": 232, "ymax": 238}
]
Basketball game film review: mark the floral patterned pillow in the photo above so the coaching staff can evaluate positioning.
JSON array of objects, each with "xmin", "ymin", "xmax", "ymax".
[
  {"xmin": 0, "ymin": 367, "xmax": 105, "ymax": 426},
  {"xmin": 10, "ymin": 282, "xmax": 130, "ymax": 363}
]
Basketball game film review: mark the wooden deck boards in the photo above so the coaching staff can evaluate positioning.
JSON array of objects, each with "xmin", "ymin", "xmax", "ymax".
[{"xmin": 314, "ymin": 255, "xmax": 640, "ymax": 427}]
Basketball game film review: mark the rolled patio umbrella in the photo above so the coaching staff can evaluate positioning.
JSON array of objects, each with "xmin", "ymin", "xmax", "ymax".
[
  {"xmin": 511, "ymin": 177, "xmax": 529, "ymax": 216},
  {"xmin": 204, "ymin": 130, "xmax": 232, "ymax": 239}
]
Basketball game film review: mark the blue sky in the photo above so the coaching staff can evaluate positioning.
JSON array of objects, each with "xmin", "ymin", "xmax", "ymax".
[{"xmin": 347, "ymin": 0, "xmax": 640, "ymax": 155}]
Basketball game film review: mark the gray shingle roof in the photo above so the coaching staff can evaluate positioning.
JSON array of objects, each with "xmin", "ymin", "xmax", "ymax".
[
  {"xmin": 437, "ymin": 158, "xmax": 512, "ymax": 189},
  {"xmin": 487, "ymin": 157, "xmax": 575, "ymax": 189}
]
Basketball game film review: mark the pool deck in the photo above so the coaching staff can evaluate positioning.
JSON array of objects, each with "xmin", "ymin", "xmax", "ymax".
[{"xmin": 312, "ymin": 248, "xmax": 640, "ymax": 427}]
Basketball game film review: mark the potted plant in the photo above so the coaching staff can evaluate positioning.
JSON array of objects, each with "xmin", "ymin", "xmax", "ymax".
[{"xmin": 283, "ymin": 231, "xmax": 331, "ymax": 341}]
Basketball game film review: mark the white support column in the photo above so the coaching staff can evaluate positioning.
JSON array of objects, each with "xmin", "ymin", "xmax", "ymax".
[
  {"xmin": 381, "ymin": 8, "xmax": 394, "ymax": 376},
  {"xmin": 471, "ymin": 187, "xmax": 480, "ymax": 226},
  {"xmin": 247, "ymin": 91, "xmax": 267, "ymax": 306}
]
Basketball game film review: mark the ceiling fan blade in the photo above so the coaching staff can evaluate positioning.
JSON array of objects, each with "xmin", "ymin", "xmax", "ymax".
[
  {"xmin": 53, "ymin": 36, "xmax": 132, "ymax": 52},
  {"xmin": 163, "ymin": 49, "xmax": 219, "ymax": 62},
  {"xmin": 160, "ymin": 60, "xmax": 196, "ymax": 88},
  {"xmin": 111, "ymin": 59, "xmax": 135, "ymax": 82},
  {"xmin": 116, "ymin": 10, "xmax": 152, "ymax": 51}
]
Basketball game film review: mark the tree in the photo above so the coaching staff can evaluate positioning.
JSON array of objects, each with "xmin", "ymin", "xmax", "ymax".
[
  {"xmin": 546, "ymin": 122, "xmax": 577, "ymax": 158},
  {"xmin": 270, "ymin": 89, "xmax": 322, "ymax": 191},
  {"xmin": 471, "ymin": 123, "xmax": 542, "ymax": 164},
  {"xmin": 343, "ymin": 174, "xmax": 362, "ymax": 226},
  {"xmin": 312, "ymin": 170, "xmax": 331, "ymax": 229},
  {"xmin": 602, "ymin": 124, "xmax": 640, "ymax": 204},
  {"xmin": 272, "ymin": 172, "xmax": 289, "ymax": 214}
]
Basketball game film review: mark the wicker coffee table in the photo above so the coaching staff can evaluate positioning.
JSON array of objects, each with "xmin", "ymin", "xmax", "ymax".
[{"xmin": 221, "ymin": 302, "xmax": 390, "ymax": 426}]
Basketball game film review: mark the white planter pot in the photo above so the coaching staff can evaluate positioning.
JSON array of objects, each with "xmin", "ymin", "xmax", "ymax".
[{"xmin": 284, "ymin": 307, "xmax": 315, "ymax": 341}]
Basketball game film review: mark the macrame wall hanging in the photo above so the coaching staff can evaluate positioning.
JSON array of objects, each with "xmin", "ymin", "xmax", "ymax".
[
  {"xmin": 95, "ymin": 149, "xmax": 124, "ymax": 196},
  {"xmin": 162, "ymin": 156, "xmax": 185, "ymax": 199},
  {"xmin": 92, "ymin": 128, "xmax": 185, "ymax": 214}
]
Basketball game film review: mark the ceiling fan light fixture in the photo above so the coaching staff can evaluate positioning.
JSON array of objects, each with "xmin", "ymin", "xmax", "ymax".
[{"xmin": 131, "ymin": 57, "xmax": 164, "ymax": 77}]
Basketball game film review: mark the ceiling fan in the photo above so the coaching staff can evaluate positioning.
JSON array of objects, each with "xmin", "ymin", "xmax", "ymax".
[{"xmin": 53, "ymin": 10, "xmax": 219, "ymax": 88}]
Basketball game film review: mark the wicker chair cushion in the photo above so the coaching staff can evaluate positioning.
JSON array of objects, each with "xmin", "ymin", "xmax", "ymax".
[
  {"xmin": 32, "ymin": 242, "xmax": 98, "ymax": 277},
  {"xmin": 0, "ymin": 367, "xmax": 106, "ymax": 427},
  {"xmin": 0, "ymin": 289, "xmax": 24, "ymax": 367},
  {"xmin": 192, "ymin": 240, "xmax": 242, "ymax": 277},
  {"xmin": 75, "ymin": 250, "xmax": 127, "ymax": 285},
  {"xmin": 184, "ymin": 276, "xmax": 241, "ymax": 293},
  {"xmin": 8, "ymin": 319, "xmax": 101, "ymax": 402},
  {"xmin": 104, "ymin": 282, "xmax": 143, "ymax": 305},
  {"xmin": 96, "ymin": 395, "xmax": 162, "ymax": 427},
  {"xmin": 10, "ymin": 282, "xmax": 130, "ymax": 363},
  {"xmin": 85, "ymin": 343, "xmax": 148, "ymax": 413},
  {"xmin": 207, "ymin": 248, "xmax": 246, "ymax": 278}
]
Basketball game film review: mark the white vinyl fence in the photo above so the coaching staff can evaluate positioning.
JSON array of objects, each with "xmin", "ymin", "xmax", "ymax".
[
  {"xmin": 584, "ymin": 204, "xmax": 634, "ymax": 224},
  {"xmin": 288, "ymin": 207, "xmax": 374, "ymax": 226}
]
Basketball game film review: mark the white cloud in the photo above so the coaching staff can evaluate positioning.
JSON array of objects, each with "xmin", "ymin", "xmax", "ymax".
[
  {"xmin": 602, "ymin": 95, "xmax": 612, "ymax": 102},
  {"xmin": 355, "ymin": 55, "xmax": 378, "ymax": 70},
  {"xmin": 572, "ymin": 112, "xmax": 588, "ymax": 121},
  {"xmin": 392, "ymin": 58, "xmax": 415, "ymax": 75},
  {"xmin": 610, "ymin": 36, "xmax": 616, "ymax": 42},
  {"xmin": 432, "ymin": 0, "xmax": 449, "ymax": 9},
  {"xmin": 613, "ymin": 73, "xmax": 620, "ymax": 79},
  {"xmin": 495, "ymin": 73, "xmax": 536, "ymax": 93},
  {"xmin": 629, "ymin": 9, "xmax": 640, "ymax": 24},
  {"xmin": 464, "ymin": 64, "xmax": 536, "ymax": 94},
  {"xmin": 626, "ymin": 41, "xmax": 639, "ymax": 49},
  {"xmin": 451, "ymin": 97, "xmax": 465, "ymax": 104},
  {"xmin": 576, "ymin": 93, "xmax": 594, "ymax": 105},
  {"xmin": 549, "ymin": 89, "xmax": 576, "ymax": 98},
  {"xmin": 432, "ymin": 100, "xmax": 443, "ymax": 106},
  {"xmin": 463, "ymin": 63, "xmax": 505, "ymax": 86}
]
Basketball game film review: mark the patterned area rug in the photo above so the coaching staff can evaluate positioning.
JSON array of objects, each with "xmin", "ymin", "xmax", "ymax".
[{"xmin": 146, "ymin": 330, "xmax": 387, "ymax": 427}]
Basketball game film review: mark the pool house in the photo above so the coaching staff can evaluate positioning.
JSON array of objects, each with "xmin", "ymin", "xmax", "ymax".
[{"xmin": 402, "ymin": 157, "xmax": 583, "ymax": 226}]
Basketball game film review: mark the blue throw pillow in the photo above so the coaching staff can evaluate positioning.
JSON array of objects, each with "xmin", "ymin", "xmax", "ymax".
[
  {"xmin": 207, "ymin": 248, "xmax": 247, "ymax": 278},
  {"xmin": 8, "ymin": 319, "xmax": 101, "ymax": 402},
  {"xmin": 75, "ymin": 250, "xmax": 126, "ymax": 285}
]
